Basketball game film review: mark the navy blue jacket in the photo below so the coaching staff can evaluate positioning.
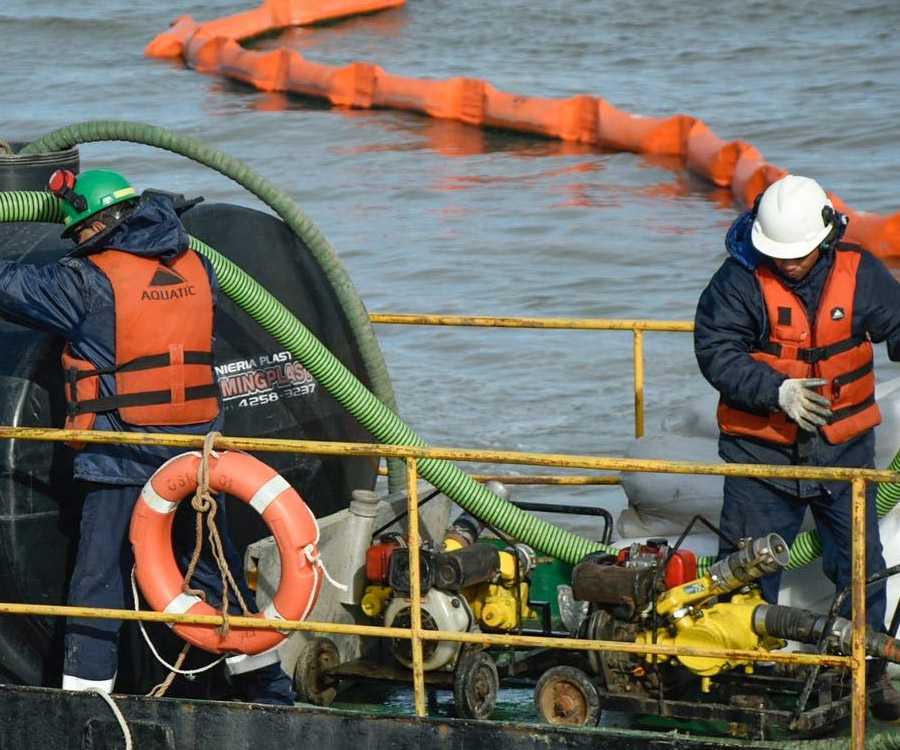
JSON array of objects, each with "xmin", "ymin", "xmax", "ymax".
[
  {"xmin": 694, "ymin": 211, "xmax": 900, "ymax": 496},
  {"xmin": 0, "ymin": 197, "xmax": 223, "ymax": 485}
]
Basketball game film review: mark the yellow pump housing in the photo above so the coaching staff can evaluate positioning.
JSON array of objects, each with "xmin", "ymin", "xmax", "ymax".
[
  {"xmin": 637, "ymin": 589, "xmax": 784, "ymax": 676},
  {"xmin": 363, "ymin": 535, "xmax": 535, "ymax": 632},
  {"xmin": 361, "ymin": 584, "xmax": 392, "ymax": 618},
  {"xmin": 633, "ymin": 535, "xmax": 790, "ymax": 677},
  {"xmin": 464, "ymin": 547, "xmax": 535, "ymax": 631}
]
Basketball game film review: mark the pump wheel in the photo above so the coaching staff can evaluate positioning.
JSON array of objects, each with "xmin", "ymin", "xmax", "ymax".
[
  {"xmin": 294, "ymin": 637, "xmax": 340, "ymax": 706},
  {"xmin": 453, "ymin": 650, "xmax": 499, "ymax": 719},
  {"xmin": 534, "ymin": 666, "xmax": 600, "ymax": 727}
]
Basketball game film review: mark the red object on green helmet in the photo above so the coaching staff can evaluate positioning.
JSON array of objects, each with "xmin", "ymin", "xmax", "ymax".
[{"xmin": 49, "ymin": 169, "xmax": 138, "ymax": 238}]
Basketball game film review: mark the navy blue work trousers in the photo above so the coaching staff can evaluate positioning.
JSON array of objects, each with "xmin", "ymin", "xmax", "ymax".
[
  {"xmin": 717, "ymin": 475, "xmax": 887, "ymax": 632},
  {"xmin": 63, "ymin": 482, "xmax": 257, "ymax": 682}
]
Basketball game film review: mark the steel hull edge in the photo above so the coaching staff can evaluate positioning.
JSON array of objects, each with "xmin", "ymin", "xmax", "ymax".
[{"xmin": 0, "ymin": 684, "xmax": 784, "ymax": 750}]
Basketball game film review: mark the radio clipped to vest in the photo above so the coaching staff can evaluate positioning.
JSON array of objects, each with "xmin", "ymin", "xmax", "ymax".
[{"xmin": 62, "ymin": 249, "xmax": 220, "ymax": 447}]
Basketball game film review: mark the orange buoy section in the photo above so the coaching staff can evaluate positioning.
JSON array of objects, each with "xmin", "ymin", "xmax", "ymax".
[
  {"xmin": 147, "ymin": 0, "xmax": 900, "ymax": 257},
  {"xmin": 145, "ymin": 0, "xmax": 408, "ymax": 60},
  {"xmin": 130, "ymin": 450, "xmax": 322, "ymax": 655}
]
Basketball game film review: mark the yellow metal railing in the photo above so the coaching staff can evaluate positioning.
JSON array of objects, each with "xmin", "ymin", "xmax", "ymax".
[
  {"xmin": 369, "ymin": 312, "xmax": 695, "ymax": 441},
  {"xmin": 0, "ymin": 425, "xmax": 892, "ymax": 748}
]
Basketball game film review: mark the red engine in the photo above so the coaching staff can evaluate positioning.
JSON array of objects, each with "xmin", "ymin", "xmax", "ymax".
[
  {"xmin": 365, "ymin": 534, "xmax": 405, "ymax": 584},
  {"xmin": 572, "ymin": 538, "xmax": 697, "ymax": 622},
  {"xmin": 615, "ymin": 538, "xmax": 697, "ymax": 589}
]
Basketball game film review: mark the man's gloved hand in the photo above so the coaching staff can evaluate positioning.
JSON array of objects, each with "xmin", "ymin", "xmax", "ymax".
[{"xmin": 777, "ymin": 378, "xmax": 832, "ymax": 432}]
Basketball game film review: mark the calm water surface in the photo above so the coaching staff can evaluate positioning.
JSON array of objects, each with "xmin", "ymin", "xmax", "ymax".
[{"xmin": 2, "ymin": 0, "xmax": 899, "ymax": 524}]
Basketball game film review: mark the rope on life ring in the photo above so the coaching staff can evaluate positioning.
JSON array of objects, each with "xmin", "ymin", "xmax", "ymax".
[{"xmin": 129, "ymin": 449, "xmax": 322, "ymax": 655}]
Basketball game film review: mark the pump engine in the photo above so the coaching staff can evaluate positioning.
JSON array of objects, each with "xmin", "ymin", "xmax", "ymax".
[
  {"xmin": 539, "ymin": 533, "xmax": 900, "ymax": 732},
  {"xmin": 360, "ymin": 517, "xmax": 536, "ymax": 673},
  {"xmin": 573, "ymin": 535, "xmax": 789, "ymax": 696}
]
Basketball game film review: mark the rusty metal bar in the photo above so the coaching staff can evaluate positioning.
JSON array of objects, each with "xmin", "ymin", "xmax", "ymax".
[
  {"xmin": 405, "ymin": 457, "xmax": 427, "ymax": 718},
  {"xmin": 1, "ymin": 426, "xmax": 897, "ymax": 483},
  {"xmin": 634, "ymin": 329, "xmax": 645, "ymax": 438},
  {"xmin": 376, "ymin": 467, "xmax": 622, "ymax": 486},
  {"xmin": 0, "ymin": 422, "xmax": 887, "ymax": 743},
  {"xmin": 851, "ymin": 477, "xmax": 867, "ymax": 750},
  {"xmin": 0, "ymin": 600, "xmax": 853, "ymax": 667}
]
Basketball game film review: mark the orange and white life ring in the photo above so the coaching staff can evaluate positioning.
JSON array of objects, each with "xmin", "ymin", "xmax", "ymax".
[{"xmin": 129, "ymin": 450, "xmax": 322, "ymax": 655}]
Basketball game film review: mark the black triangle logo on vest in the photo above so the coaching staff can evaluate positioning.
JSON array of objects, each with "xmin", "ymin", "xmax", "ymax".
[{"xmin": 150, "ymin": 267, "xmax": 186, "ymax": 286}]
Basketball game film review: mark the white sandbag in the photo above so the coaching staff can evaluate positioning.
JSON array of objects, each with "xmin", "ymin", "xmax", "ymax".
[
  {"xmin": 618, "ymin": 376, "xmax": 900, "ymax": 540},
  {"xmin": 778, "ymin": 562, "xmax": 833, "ymax": 612},
  {"xmin": 617, "ymin": 435, "xmax": 723, "ymax": 538}
]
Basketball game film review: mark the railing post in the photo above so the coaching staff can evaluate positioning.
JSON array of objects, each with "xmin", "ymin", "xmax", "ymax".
[
  {"xmin": 851, "ymin": 476, "xmax": 867, "ymax": 750},
  {"xmin": 633, "ymin": 328, "xmax": 644, "ymax": 438},
  {"xmin": 405, "ymin": 457, "xmax": 427, "ymax": 718}
]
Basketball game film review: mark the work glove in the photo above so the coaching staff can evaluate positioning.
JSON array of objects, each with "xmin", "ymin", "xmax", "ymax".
[{"xmin": 777, "ymin": 378, "xmax": 832, "ymax": 432}]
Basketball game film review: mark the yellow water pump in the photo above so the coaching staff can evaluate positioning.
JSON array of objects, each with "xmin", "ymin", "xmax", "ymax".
[{"xmin": 574, "ymin": 533, "xmax": 900, "ymax": 696}]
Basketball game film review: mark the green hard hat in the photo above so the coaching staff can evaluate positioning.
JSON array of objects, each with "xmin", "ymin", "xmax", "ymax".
[{"xmin": 57, "ymin": 169, "xmax": 138, "ymax": 238}]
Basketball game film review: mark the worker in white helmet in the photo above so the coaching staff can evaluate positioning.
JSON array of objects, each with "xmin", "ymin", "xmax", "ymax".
[{"xmin": 694, "ymin": 174, "xmax": 900, "ymax": 721}]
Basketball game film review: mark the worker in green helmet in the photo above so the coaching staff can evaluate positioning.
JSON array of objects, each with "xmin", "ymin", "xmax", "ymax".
[{"xmin": 0, "ymin": 168, "xmax": 295, "ymax": 704}]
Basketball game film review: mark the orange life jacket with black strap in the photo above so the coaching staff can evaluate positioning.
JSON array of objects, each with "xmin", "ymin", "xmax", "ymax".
[
  {"xmin": 62, "ymin": 248, "xmax": 220, "ymax": 438},
  {"xmin": 717, "ymin": 247, "xmax": 879, "ymax": 445}
]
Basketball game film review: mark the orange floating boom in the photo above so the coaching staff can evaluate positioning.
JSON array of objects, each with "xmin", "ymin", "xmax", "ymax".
[{"xmin": 146, "ymin": 0, "xmax": 900, "ymax": 257}]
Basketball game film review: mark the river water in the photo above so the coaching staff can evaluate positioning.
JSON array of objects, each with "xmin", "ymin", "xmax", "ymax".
[{"xmin": 2, "ymin": 0, "xmax": 900, "ymax": 527}]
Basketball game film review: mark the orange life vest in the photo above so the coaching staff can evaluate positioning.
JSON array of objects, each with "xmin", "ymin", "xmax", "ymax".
[
  {"xmin": 717, "ymin": 247, "xmax": 879, "ymax": 445},
  {"xmin": 62, "ymin": 249, "xmax": 220, "ymax": 437}
]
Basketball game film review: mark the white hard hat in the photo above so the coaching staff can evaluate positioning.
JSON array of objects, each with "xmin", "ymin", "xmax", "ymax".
[{"xmin": 750, "ymin": 175, "xmax": 834, "ymax": 259}]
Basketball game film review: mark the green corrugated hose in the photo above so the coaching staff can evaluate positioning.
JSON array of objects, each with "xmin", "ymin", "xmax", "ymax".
[{"xmin": 0, "ymin": 172, "xmax": 617, "ymax": 565}]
